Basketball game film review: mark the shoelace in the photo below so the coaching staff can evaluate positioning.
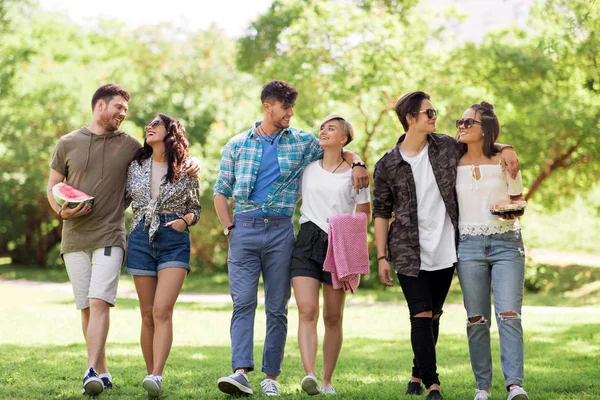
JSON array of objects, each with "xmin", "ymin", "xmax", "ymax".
[
  {"xmin": 474, "ymin": 389, "xmax": 490, "ymax": 399},
  {"xmin": 261, "ymin": 379, "xmax": 280, "ymax": 394}
]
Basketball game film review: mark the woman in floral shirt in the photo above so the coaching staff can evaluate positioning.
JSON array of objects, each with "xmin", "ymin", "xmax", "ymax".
[{"xmin": 125, "ymin": 113, "xmax": 201, "ymax": 398}]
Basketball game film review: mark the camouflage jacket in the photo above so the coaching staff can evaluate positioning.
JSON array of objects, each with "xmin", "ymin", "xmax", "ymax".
[{"xmin": 373, "ymin": 133, "xmax": 463, "ymax": 277}]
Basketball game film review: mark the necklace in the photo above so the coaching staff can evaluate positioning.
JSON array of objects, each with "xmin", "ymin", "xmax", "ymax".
[
  {"xmin": 320, "ymin": 159, "xmax": 345, "ymax": 173},
  {"xmin": 257, "ymin": 124, "xmax": 280, "ymax": 145}
]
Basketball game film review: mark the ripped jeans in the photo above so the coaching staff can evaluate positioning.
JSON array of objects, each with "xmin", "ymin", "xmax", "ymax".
[{"xmin": 457, "ymin": 230, "xmax": 525, "ymax": 390}]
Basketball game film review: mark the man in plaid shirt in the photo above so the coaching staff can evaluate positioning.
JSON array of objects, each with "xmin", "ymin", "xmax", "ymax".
[{"xmin": 214, "ymin": 80, "xmax": 368, "ymax": 397}]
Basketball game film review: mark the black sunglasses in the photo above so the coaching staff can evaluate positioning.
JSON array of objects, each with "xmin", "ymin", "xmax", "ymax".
[
  {"xmin": 456, "ymin": 118, "xmax": 481, "ymax": 129},
  {"xmin": 147, "ymin": 119, "xmax": 164, "ymax": 129},
  {"xmin": 418, "ymin": 109, "xmax": 437, "ymax": 119}
]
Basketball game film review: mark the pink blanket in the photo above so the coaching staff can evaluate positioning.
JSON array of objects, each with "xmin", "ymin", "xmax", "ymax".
[{"xmin": 323, "ymin": 213, "xmax": 370, "ymax": 294}]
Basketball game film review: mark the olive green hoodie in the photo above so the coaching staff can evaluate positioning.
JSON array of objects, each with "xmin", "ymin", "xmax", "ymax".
[{"xmin": 50, "ymin": 126, "xmax": 141, "ymax": 255}]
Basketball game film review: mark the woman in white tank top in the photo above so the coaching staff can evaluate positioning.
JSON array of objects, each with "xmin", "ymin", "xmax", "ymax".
[{"xmin": 455, "ymin": 102, "xmax": 529, "ymax": 400}]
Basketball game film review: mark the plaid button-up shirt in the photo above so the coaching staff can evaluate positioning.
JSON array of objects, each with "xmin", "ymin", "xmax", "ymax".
[{"xmin": 213, "ymin": 122, "xmax": 322, "ymax": 217}]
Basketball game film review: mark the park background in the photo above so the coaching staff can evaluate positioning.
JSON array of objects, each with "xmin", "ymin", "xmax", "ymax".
[{"xmin": 0, "ymin": 0, "xmax": 599, "ymax": 399}]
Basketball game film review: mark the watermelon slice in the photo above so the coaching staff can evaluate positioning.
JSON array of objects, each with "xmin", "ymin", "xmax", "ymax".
[{"xmin": 52, "ymin": 183, "xmax": 95, "ymax": 209}]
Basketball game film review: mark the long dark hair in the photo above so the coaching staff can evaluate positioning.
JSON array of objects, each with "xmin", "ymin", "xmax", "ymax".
[
  {"xmin": 470, "ymin": 102, "xmax": 500, "ymax": 158},
  {"xmin": 134, "ymin": 113, "xmax": 190, "ymax": 183}
]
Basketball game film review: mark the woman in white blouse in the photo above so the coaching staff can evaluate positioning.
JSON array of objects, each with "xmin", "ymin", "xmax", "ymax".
[{"xmin": 455, "ymin": 102, "xmax": 529, "ymax": 400}]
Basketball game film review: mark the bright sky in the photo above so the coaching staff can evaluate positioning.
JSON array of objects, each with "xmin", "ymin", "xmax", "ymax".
[
  {"xmin": 38, "ymin": 0, "xmax": 533, "ymax": 40},
  {"xmin": 38, "ymin": 0, "xmax": 274, "ymax": 38}
]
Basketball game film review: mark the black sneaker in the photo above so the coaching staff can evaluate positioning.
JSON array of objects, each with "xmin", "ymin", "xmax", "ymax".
[
  {"xmin": 406, "ymin": 381, "xmax": 424, "ymax": 395},
  {"xmin": 426, "ymin": 389, "xmax": 443, "ymax": 400},
  {"xmin": 82, "ymin": 368, "xmax": 104, "ymax": 396}
]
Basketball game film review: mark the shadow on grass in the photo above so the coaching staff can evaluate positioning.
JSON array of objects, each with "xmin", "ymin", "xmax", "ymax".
[{"xmin": 1, "ymin": 323, "xmax": 598, "ymax": 399}]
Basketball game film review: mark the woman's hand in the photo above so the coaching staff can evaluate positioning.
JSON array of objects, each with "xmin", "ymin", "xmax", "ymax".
[
  {"xmin": 378, "ymin": 258, "xmax": 394, "ymax": 287},
  {"xmin": 165, "ymin": 218, "xmax": 187, "ymax": 232}
]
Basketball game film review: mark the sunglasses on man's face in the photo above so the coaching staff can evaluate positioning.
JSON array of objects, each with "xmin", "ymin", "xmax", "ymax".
[
  {"xmin": 418, "ymin": 109, "xmax": 437, "ymax": 119},
  {"xmin": 147, "ymin": 120, "xmax": 164, "ymax": 129},
  {"xmin": 455, "ymin": 118, "xmax": 481, "ymax": 129}
]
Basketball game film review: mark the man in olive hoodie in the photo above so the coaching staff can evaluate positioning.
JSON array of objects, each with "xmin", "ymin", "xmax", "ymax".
[{"xmin": 46, "ymin": 84, "xmax": 141, "ymax": 396}]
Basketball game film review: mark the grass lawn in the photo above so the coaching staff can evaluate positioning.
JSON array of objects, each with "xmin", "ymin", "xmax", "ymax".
[{"xmin": 1, "ymin": 281, "xmax": 599, "ymax": 399}]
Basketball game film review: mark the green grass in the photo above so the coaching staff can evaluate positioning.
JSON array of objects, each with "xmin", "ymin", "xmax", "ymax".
[{"xmin": 1, "ymin": 281, "xmax": 599, "ymax": 399}]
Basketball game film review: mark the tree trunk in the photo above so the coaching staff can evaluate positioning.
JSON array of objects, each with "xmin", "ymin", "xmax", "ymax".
[{"xmin": 525, "ymin": 141, "xmax": 580, "ymax": 201}]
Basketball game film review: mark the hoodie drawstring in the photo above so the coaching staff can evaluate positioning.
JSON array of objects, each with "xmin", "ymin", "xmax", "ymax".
[{"xmin": 84, "ymin": 133, "xmax": 93, "ymax": 171}]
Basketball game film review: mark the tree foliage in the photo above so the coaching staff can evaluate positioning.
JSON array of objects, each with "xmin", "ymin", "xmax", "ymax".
[{"xmin": 0, "ymin": 0, "xmax": 598, "ymax": 268}]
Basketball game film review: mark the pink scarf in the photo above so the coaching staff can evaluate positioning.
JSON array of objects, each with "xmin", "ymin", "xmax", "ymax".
[{"xmin": 323, "ymin": 213, "xmax": 370, "ymax": 294}]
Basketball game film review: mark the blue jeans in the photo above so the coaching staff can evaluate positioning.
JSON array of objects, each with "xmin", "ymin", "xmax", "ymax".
[
  {"xmin": 457, "ymin": 230, "xmax": 526, "ymax": 389},
  {"xmin": 227, "ymin": 214, "xmax": 295, "ymax": 376}
]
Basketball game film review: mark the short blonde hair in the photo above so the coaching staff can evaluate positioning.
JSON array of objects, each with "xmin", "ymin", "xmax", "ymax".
[{"xmin": 320, "ymin": 114, "xmax": 354, "ymax": 146}]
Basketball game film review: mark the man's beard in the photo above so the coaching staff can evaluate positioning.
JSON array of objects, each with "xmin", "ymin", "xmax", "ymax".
[{"xmin": 100, "ymin": 111, "xmax": 120, "ymax": 131}]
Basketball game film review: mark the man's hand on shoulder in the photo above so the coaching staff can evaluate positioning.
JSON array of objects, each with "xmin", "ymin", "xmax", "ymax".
[
  {"xmin": 500, "ymin": 147, "xmax": 520, "ymax": 179},
  {"xmin": 184, "ymin": 157, "xmax": 201, "ymax": 178}
]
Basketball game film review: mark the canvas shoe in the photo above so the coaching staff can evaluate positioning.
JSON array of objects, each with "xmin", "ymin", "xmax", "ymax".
[
  {"xmin": 301, "ymin": 375, "xmax": 320, "ymax": 395},
  {"xmin": 507, "ymin": 386, "xmax": 529, "ymax": 400},
  {"xmin": 217, "ymin": 369, "xmax": 253, "ymax": 396},
  {"xmin": 320, "ymin": 386, "xmax": 337, "ymax": 395},
  {"xmin": 406, "ymin": 380, "xmax": 424, "ymax": 395},
  {"xmin": 99, "ymin": 372, "xmax": 113, "ymax": 390},
  {"xmin": 260, "ymin": 378, "xmax": 281, "ymax": 396},
  {"xmin": 82, "ymin": 368, "xmax": 104, "ymax": 396},
  {"xmin": 474, "ymin": 389, "xmax": 491, "ymax": 400},
  {"xmin": 142, "ymin": 375, "xmax": 162, "ymax": 398}
]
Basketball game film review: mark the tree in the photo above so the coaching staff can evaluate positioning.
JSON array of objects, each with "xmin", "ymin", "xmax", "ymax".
[
  {"xmin": 237, "ymin": 0, "xmax": 463, "ymax": 165},
  {"xmin": 441, "ymin": 0, "xmax": 599, "ymax": 206}
]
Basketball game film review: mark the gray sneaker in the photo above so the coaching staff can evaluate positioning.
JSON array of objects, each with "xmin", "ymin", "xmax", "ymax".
[
  {"xmin": 261, "ymin": 378, "xmax": 281, "ymax": 396},
  {"xmin": 301, "ymin": 375, "xmax": 320, "ymax": 396},
  {"xmin": 218, "ymin": 370, "xmax": 253, "ymax": 396}
]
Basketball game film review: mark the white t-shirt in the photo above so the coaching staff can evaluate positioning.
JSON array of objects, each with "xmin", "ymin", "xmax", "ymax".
[
  {"xmin": 456, "ymin": 164, "xmax": 524, "ymax": 236},
  {"xmin": 400, "ymin": 144, "xmax": 457, "ymax": 271},
  {"xmin": 299, "ymin": 160, "xmax": 371, "ymax": 234},
  {"xmin": 151, "ymin": 160, "xmax": 168, "ymax": 199}
]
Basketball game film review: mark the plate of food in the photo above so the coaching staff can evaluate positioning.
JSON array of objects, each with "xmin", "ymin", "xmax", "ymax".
[{"xmin": 490, "ymin": 203, "xmax": 526, "ymax": 217}]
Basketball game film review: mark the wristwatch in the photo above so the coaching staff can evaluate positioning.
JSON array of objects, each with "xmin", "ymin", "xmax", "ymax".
[
  {"xmin": 223, "ymin": 224, "xmax": 235, "ymax": 236},
  {"xmin": 351, "ymin": 161, "xmax": 367, "ymax": 169}
]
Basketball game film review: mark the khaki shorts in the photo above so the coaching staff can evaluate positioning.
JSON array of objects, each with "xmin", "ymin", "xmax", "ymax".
[{"xmin": 63, "ymin": 246, "xmax": 124, "ymax": 310}]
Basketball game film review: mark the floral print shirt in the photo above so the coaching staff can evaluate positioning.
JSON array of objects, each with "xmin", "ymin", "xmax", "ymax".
[{"xmin": 125, "ymin": 157, "xmax": 201, "ymax": 242}]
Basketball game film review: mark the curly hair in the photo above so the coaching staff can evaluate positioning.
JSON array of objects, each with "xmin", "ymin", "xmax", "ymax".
[
  {"xmin": 134, "ymin": 114, "xmax": 190, "ymax": 183},
  {"xmin": 261, "ymin": 80, "xmax": 298, "ymax": 107},
  {"xmin": 469, "ymin": 101, "xmax": 500, "ymax": 158}
]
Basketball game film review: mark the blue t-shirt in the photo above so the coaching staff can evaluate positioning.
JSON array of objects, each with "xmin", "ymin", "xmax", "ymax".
[{"xmin": 244, "ymin": 134, "xmax": 285, "ymax": 218}]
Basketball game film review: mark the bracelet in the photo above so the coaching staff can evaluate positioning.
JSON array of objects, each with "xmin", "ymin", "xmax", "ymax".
[
  {"xmin": 58, "ymin": 208, "xmax": 64, "ymax": 220},
  {"xmin": 179, "ymin": 217, "xmax": 190, "ymax": 227},
  {"xmin": 377, "ymin": 255, "xmax": 387, "ymax": 261}
]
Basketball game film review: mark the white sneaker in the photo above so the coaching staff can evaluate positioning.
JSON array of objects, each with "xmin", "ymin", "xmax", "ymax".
[
  {"xmin": 474, "ymin": 389, "xmax": 491, "ymax": 400},
  {"xmin": 507, "ymin": 386, "xmax": 528, "ymax": 400},
  {"xmin": 142, "ymin": 375, "xmax": 162, "ymax": 398},
  {"xmin": 301, "ymin": 375, "xmax": 320, "ymax": 395},
  {"xmin": 261, "ymin": 378, "xmax": 281, "ymax": 396},
  {"xmin": 320, "ymin": 386, "xmax": 337, "ymax": 395}
]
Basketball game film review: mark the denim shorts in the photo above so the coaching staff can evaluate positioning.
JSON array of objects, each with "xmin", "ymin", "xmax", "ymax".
[{"xmin": 125, "ymin": 214, "xmax": 191, "ymax": 276}]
